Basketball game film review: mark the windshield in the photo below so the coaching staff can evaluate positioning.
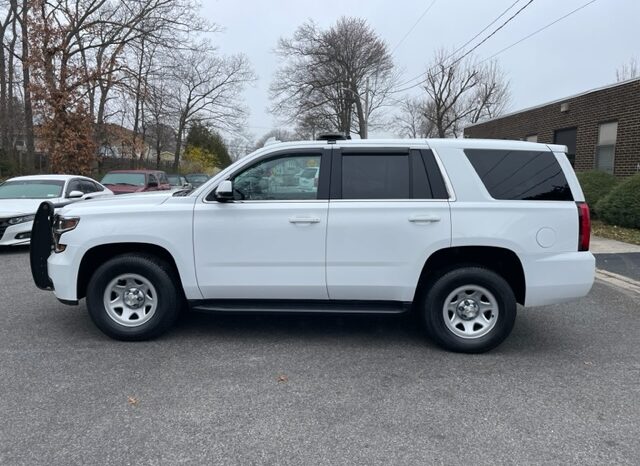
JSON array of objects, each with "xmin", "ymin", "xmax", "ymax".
[
  {"xmin": 0, "ymin": 180, "xmax": 65, "ymax": 199},
  {"xmin": 185, "ymin": 174, "xmax": 208, "ymax": 183},
  {"xmin": 167, "ymin": 175, "xmax": 182, "ymax": 185},
  {"xmin": 300, "ymin": 168, "xmax": 318, "ymax": 179},
  {"xmin": 101, "ymin": 173, "xmax": 146, "ymax": 186}
]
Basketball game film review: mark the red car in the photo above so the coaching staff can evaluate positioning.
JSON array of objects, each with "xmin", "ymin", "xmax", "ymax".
[{"xmin": 100, "ymin": 170, "xmax": 172, "ymax": 195}]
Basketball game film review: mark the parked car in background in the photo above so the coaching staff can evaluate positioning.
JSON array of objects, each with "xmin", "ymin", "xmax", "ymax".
[
  {"xmin": 0, "ymin": 174, "xmax": 112, "ymax": 246},
  {"xmin": 298, "ymin": 166, "xmax": 319, "ymax": 192},
  {"xmin": 167, "ymin": 174, "xmax": 190, "ymax": 189},
  {"xmin": 184, "ymin": 173, "xmax": 209, "ymax": 188},
  {"xmin": 101, "ymin": 170, "xmax": 171, "ymax": 195}
]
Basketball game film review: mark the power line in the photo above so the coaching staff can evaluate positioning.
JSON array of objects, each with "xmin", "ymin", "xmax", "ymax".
[
  {"xmin": 445, "ymin": 0, "xmax": 523, "ymax": 63},
  {"xmin": 390, "ymin": 0, "xmax": 438, "ymax": 55},
  {"xmin": 445, "ymin": 0, "xmax": 534, "ymax": 69},
  {"xmin": 477, "ymin": 0, "xmax": 598, "ymax": 65},
  {"xmin": 394, "ymin": 0, "xmax": 533, "ymax": 92},
  {"xmin": 394, "ymin": 0, "xmax": 598, "ymax": 94}
]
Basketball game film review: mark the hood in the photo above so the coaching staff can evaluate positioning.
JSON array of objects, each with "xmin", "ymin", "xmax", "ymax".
[
  {"xmin": 104, "ymin": 184, "xmax": 145, "ymax": 194},
  {"xmin": 0, "ymin": 198, "xmax": 55, "ymax": 218},
  {"xmin": 58, "ymin": 191, "xmax": 174, "ymax": 215}
]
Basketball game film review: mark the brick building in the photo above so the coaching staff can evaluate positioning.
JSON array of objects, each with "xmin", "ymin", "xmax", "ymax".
[{"xmin": 464, "ymin": 77, "xmax": 640, "ymax": 177}]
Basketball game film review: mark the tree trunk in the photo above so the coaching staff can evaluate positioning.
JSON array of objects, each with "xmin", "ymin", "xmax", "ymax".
[
  {"xmin": 173, "ymin": 118, "xmax": 185, "ymax": 172},
  {"xmin": 0, "ymin": 27, "xmax": 8, "ymax": 154},
  {"xmin": 21, "ymin": 0, "xmax": 35, "ymax": 159}
]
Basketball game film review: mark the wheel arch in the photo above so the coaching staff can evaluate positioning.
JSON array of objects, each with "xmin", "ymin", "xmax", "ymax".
[
  {"xmin": 416, "ymin": 246, "xmax": 526, "ymax": 305},
  {"xmin": 77, "ymin": 242, "xmax": 183, "ymax": 300}
]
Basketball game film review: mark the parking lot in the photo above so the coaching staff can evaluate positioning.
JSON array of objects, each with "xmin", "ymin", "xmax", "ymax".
[{"xmin": 1, "ymin": 246, "xmax": 639, "ymax": 465}]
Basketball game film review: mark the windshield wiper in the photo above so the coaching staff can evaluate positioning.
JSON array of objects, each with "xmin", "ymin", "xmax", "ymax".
[{"xmin": 172, "ymin": 188, "xmax": 194, "ymax": 197}]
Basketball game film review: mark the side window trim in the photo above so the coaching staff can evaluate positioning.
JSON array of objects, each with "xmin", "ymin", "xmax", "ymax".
[{"xmin": 420, "ymin": 149, "xmax": 449, "ymax": 199}]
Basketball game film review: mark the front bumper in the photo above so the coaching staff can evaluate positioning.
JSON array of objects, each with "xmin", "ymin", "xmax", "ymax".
[
  {"xmin": 47, "ymin": 245, "xmax": 82, "ymax": 301},
  {"xmin": 0, "ymin": 220, "xmax": 33, "ymax": 246}
]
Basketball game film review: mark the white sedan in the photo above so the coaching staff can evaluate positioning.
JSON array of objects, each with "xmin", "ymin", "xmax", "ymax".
[{"xmin": 0, "ymin": 175, "xmax": 113, "ymax": 246}]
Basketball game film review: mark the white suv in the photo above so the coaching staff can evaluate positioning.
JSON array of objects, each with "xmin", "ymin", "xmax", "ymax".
[{"xmin": 30, "ymin": 138, "xmax": 595, "ymax": 353}]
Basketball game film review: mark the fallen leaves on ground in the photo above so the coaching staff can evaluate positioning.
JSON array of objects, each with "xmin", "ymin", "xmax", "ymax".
[{"xmin": 127, "ymin": 396, "xmax": 139, "ymax": 406}]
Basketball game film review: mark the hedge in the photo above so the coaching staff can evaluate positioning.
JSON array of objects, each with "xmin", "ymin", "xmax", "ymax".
[
  {"xmin": 595, "ymin": 173, "xmax": 640, "ymax": 229},
  {"xmin": 576, "ymin": 170, "xmax": 618, "ymax": 210}
]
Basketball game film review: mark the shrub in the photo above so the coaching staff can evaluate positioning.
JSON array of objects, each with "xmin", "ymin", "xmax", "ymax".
[
  {"xmin": 576, "ymin": 170, "xmax": 618, "ymax": 210},
  {"xmin": 595, "ymin": 173, "xmax": 640, "ymax": 229}
]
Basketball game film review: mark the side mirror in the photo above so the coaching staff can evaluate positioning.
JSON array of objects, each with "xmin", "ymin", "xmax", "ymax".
[
  {"xmin": 68, "ymin": 190, "xmax": 84, "ymax": 199},
  {"xmin": 215, "ymin": 180, "xmax": 234, "ymax": 202},
  {"xmin": 183, "ymin": 182, "xmax": 193, "ymax": 189},
  {"xmin": 148, "ymin": 181, "xmax": 158, "ymax": 188}
]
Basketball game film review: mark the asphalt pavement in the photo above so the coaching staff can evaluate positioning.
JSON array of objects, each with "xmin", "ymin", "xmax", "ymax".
[{"xmin": 1, "ymin": 246, "xmax": 639, "ymax": 465}]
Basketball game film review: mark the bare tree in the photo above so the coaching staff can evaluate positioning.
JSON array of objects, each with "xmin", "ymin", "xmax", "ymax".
[
  {"xmin": 468, "ymin": 60, "xmax": 510, "ymax": 124},
  {"xmin": 144, "ymin": 78, "xmax": 175, "ymax": 167},
  {"xmin": 616, "ymin": 57, "xmax": 639, "ymax": 82},
  {"xmin": 270, "ymin": 17, "xmax": 396, "ymax": 139},
  {"xmin": 421, "ymin": 49, "xmax": 510, "ymax": 137},
  {"xmin": 392, "ymin": 97, "xmax": 436, "ymax": 138},
  {"xmin": 167, "ymin": 45, "xmax": 254, "ymax": 170},
  {"xmin": 253, "ymin": 128, "xmax": 296, "ymax": 150}
]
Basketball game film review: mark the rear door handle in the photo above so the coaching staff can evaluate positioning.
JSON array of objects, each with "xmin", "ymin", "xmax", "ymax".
[
  {"xmin": 409, "ymin": 215, "xmax": 441, "ymax": 223},
  {"xmin": 289, "ymin": 216, "xmax": 321, "ymax": 224}
]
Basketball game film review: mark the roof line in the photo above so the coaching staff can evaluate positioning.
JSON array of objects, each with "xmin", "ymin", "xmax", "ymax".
[{"xmin": 465, "ymin": 76, "xmax": 640, "ymax": 129}]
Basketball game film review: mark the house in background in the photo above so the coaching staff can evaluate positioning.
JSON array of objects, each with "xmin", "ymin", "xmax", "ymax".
[
  {"xmin": 464, "ymin": 77, "xmax": 640, "ymax": 177},
  {"xmin": 98, "ymin": 123, "xmax": 152, "ymax": 160}
]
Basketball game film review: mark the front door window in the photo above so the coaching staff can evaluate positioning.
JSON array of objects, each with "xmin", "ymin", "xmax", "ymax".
[{"xmin": 232, "ymin": 155, "xmax": 321, "ymax": 200}]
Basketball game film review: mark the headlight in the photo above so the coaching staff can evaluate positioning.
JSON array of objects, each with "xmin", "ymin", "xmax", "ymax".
[
  {"xmin": 53, "ymin": 215, "xmax": 80, "ymax": 233},
  {"xmin": 53, "ymin": 215, "xmax": 80, "ymax": 253},
  {"xmin": 8, "ymin": 214, "xmax": 35, "ymax": 225}
]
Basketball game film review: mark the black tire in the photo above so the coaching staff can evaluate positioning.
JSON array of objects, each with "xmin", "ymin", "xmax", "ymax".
[
  {"xmin": 86, "ymin": 254, "xmax": 181, "ymax": 341},
  {"xmin": 420, "ymin": 267, "xmax": 516, "ymax": 353}
]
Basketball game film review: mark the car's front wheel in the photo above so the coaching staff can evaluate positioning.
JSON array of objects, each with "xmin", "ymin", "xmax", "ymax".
[
  {"xmin": 86, "ymin": 254, "xmax": 180, "ymax": 340},
  {"xmin": 421, "ymin": 267, "xmax": 517, "ymax": 353}
]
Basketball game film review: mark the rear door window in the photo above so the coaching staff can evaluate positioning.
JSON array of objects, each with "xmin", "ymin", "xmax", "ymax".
[
  {"xmin": 464, "ymin": 149, "xmax": 573, "ymax": 201},
  {"xmin": 341, "ymin": 154, "xmax": 410, "ymax": 199}
]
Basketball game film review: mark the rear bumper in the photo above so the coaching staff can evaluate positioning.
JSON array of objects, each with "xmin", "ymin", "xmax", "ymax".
[{"xmin": 524, "ymin": 251, "xmax": 595, "ymax": 307}]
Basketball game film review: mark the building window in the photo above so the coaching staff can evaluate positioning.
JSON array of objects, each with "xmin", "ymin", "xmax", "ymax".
[
  {"xmin": 554, "ymin": 127, "xmax": 577, "ymax": 166},
  {"xmin": 525, "ymin": 134, "xmax": 538, "ymax": 142},
  {"xmin": 595, "ymin": 122, "xmax": 617, "ymax": 174}
]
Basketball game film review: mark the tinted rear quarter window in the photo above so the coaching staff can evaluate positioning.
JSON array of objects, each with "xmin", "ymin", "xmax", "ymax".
[{"xmin": 464, "ymin": 149, "xmax": 573, "ymax": 201}]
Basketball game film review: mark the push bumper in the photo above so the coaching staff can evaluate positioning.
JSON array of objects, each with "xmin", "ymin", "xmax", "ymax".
[
  {"xmin": 30, "ymin": 202, "xmax": 55, "ymax": 290},
  {"xmin": 524, "ymin": 251, "xmax": 595, "ymax": 307}
]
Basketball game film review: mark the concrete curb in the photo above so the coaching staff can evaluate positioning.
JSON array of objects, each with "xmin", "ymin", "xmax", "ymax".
[{"xmin": 595, "ymin": 268, "xmax": 640, "ymax": 296}]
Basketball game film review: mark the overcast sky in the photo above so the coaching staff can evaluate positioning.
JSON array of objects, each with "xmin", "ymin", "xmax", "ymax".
[{"xmin": 202, "ymin": 0, "xmax": 640, "ymax": 139}]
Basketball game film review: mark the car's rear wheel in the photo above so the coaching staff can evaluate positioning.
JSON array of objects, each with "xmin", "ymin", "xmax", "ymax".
[
  {"xmin": 86, "ymin": 254, "xmax": 180, "ymax": 340},
  {"xmin": 421, "ymin": 267, "xmax": 516, "ymax": 353}
]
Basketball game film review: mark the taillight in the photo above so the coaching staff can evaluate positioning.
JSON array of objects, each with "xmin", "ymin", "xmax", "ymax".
[{"xmin": 577, "ymin": 202, "xmax": 590, "ymax": 251}]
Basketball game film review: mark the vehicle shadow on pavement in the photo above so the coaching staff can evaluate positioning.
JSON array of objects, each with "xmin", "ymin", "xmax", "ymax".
[
  {"xmin": 174, "ymin": 310, "xmax": 430, "ymax": 346},
  {"xmin": 0, "ymin": 245, "xmax": 30, "ymax": 255}
]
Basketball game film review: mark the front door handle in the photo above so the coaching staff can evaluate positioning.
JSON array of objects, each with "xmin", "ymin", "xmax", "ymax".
[
  {"xmin": 409, "ymin": 215, "xmax": 441, "ymax": 223},
  {"xmin": 289, "ymin": 216, "xmax": 321, "ymax": 224}
]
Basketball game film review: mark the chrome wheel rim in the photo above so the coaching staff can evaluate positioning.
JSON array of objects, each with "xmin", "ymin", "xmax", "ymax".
[
  {"xmin": 103, "ymin": 274, "xmax": 157, "ymax": 327},
  {"xmin": 442, "ymin": 285, "xmax": 499, "ymax": 339}
]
